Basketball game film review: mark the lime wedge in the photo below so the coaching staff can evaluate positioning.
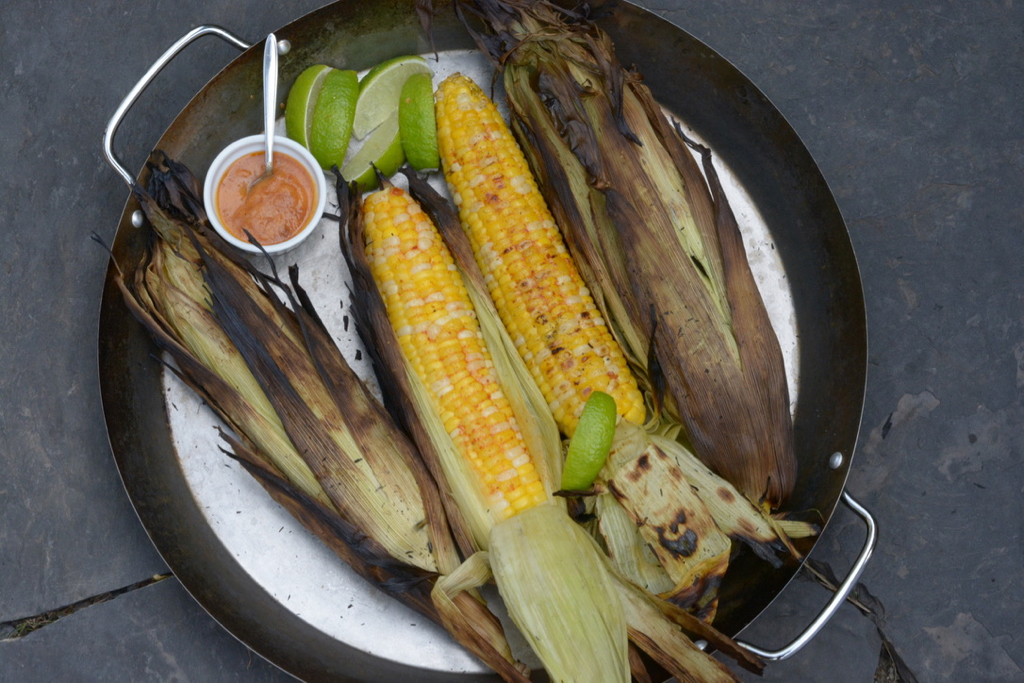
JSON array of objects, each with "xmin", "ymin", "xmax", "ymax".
[
  {"xmin": 353, "ymin": 55, "xmax": 431, "ymax": 139},
  {"xmin": 341, "ymin": 110, "xmax": 405, "ymax": 190},
  {"xmin": 307, "ymin": 69, "xmax": 359, "ymax": 170},
  {"xmin": 561, "ymin": 392, "xmax": 618, "ymax": 491},
  {"xmin": 284, "ymin": 64, "xmax": 332, "ymax": 148},
  {"xmin": 398, "ymin": 72, "xmax": 439, "ymax": 171}
]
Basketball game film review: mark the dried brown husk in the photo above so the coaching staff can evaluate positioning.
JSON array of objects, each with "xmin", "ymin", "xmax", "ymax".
[
  {"xmin": 614, "ymin": 579, "xmax": 752, "ymax": 682},
  {"xmin": 458, "ymin": 0, "xmax": 797, "ymax": 509}
]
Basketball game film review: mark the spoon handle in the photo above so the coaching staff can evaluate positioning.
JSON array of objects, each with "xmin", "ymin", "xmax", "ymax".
[{"xmin": 263, "ymin": 33, "xmax": 278, "ymax": 171}]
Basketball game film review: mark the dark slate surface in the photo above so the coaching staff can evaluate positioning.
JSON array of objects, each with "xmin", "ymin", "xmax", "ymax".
[
  {"xmin": 1, "ymin": 577, "xmax": 292, "ymax": 681},
  {"xmin": 2, "ymin": 0, "xmax": 1021, "ymax": 681},
  {"xmin": 650, "ymin": 3, "xmax": 1024, "ymax": 680}
]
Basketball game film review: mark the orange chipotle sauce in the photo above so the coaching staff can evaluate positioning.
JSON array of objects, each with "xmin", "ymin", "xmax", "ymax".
[{"xmin": 216, "ymin": 151, "xmax": 318, "ymax": 245}]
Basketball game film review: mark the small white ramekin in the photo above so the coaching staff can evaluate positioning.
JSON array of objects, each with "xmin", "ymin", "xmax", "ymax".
[{"xmin": 203, "ymin": 134, "xmax": 327, "ymax": 255}]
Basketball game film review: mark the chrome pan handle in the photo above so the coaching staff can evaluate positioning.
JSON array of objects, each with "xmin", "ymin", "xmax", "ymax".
[
  {"xmin": 737, "ymin": 492, "xmax": 878, "ymax": 661},
  {"xmin": 103, "ymin": 25, "xmax": 251, "ymax": 188}
]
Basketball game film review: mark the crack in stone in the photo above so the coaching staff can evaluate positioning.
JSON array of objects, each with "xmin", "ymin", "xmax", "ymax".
[
  {"xmin": 0, "ymin": 574, "xmax": 171, "ymax": 640},
  {"xmin": 803, "ymin": 559, "xmax": 920, "ymax": 683}
]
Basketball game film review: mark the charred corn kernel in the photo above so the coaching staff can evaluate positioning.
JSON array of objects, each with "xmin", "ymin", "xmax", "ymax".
[
  {"xmin": 363, "ymin": 185, "xmax": 548, "ymax": 521},
  {"xmin": 435, "ymin": 73, "xmax": 645, "ymax": 436}
]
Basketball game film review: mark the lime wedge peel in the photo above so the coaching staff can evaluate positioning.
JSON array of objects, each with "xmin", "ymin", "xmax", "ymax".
[
  {"xmin": 399, "ymin": 72, "xmax": 440, "ymax": 171},
  {"xmin": 561, "ymin": 392, "xmax": 618, "ymax": 491},
  {"xmin": 285, "ymin": 65, "xmax": 359, "ymax": 170},
  {"xmin": 284, "ymin": 64, "xmax": 332, "ymax": 148}
]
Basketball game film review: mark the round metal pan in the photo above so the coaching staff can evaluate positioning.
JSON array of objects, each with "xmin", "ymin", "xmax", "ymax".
[{"xmin": 98, "ymin": 0, "xmax": 869, "ymax": 679}]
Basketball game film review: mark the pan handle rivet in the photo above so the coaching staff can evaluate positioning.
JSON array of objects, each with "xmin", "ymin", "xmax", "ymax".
[
  {"xmin": 695, "ymin": 639, "xmax": 708, "ymax": 651},
  {"xmin": 132, "ymin": 210, "xmax": 145, "ymax": 228},
  {"xmin": 829, "ymin": 452, "xmax": 843, "ymax": 469},
  {"xmin": 277, "ymin": 39, "xmax": 291, "ymax": 56}
]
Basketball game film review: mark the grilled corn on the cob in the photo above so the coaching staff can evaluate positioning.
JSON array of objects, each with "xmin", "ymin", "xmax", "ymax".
[
  {"xmin": 429, "ymin": 73, "xmax": 724, "ymax": 619},
  {"xmin": 362, "ymin": 185, "xmax": 549, "ymax": 523},
  {"xmin": 435, "ymin": 73, "xmax": 645, "ymax": 437},
  {"xmin": 349, "ymin": 178, "xmax": 760, "ymax": 681},
  {"xmin": 356, "ymin": 181, "xmax": 632, "ymax": 682}
]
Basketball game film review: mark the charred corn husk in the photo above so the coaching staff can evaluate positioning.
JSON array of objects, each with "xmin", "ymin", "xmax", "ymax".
[
  {"xmin": 602, "ymin": 436, "xmax": 731, "ymax": 621},
  {"xmin": 435, "ymin": 73, "xmax": 645, "ymax": 437},
  {"xmin": 600, "ymin": 423, "xmax": 809, "ymax": 579},
  {"xmin": 121, "ymin": 171, "xmax": 435, "ymax": 573},
  {"xmin": 459, "ymin": 0, "xmax": 798, "ymax": 509},
  {"xmin": 649, "ymin": 432, "xmax": 817, "ymax": 561},
  {"xmin": 613, "ymin": 578, "xmax": 761, "ymax": 682}
]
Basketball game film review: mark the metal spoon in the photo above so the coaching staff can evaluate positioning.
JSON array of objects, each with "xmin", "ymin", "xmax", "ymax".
[{"xmin": 250, "ymin": 33, "xmax": 278, "ymax": 190}]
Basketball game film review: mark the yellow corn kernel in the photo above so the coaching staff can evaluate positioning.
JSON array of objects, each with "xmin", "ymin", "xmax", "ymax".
[
  {"xmin": 435, "ymin": 73, "xmax": 645, "ymax": 436},
  {"xmin": 362, "ymin": 185, "xmax": 548, "ymax": 521}
]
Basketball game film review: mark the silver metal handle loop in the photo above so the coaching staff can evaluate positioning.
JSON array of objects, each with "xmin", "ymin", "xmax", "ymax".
[
  {"xmin": 103, "ymin": 25, "xmax": 250, "ymax": 188},
  {"xmin": 737, "ymin": 491, "xmax": 878, "ymax": 661}
]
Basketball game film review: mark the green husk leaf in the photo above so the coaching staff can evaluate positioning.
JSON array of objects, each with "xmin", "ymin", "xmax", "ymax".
[
  {"xmin": 489, "ymin": 504, "xmax": 630, "ymax": 683},
  {"xmin": 430, "ymin": 553, "xmax": 532, "ymax": 683},
  {"xmin": 594, "ymin": 493, "xmax": 676, "ymax": 596}
]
